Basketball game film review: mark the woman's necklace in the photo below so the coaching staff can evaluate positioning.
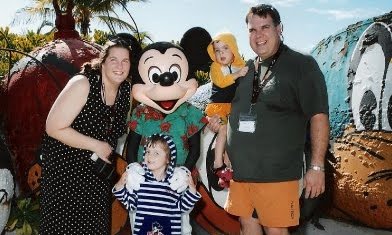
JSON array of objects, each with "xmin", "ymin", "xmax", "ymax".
[
  {"xmin": 101, "ymin": 81, "xmax": 121, "ymax": 106},
  {"xmin": 101, "ymin": 81, "xmax": 120, "ymax": 137}
]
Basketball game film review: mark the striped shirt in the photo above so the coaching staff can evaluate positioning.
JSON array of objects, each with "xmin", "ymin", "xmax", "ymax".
[{"xmin": 113, "ymin": 181, "xmax": 200, "ymax": 234}]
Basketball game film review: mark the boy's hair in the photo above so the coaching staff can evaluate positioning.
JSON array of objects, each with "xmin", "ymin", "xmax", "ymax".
[
  {"xmin": 212, "ymin": 40, "xmax": 227, "ymax": 47},
  {"xmin": 144, "ymin": 134, "xmax": 177, "ymax": 169},
  {"xmin": 145, "ymin": 134, "xmax": 171, "ymax": 158},
  {"xmin": 245, "ymin": 4, "xmax": 281, "ymax": 26}
]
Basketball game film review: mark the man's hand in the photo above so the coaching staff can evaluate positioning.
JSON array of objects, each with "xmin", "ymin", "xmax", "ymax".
[
  {"xmin": 303, "ymin": 169, "xmax": 325, "ymax": 198},
  {"xmin": 206, "ymin": 115, "xmax": 221, "ymax": 133}
]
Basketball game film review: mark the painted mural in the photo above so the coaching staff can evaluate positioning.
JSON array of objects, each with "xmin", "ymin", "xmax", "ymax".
[{"xmin": 310, "ymin": 12, "xmax": 392, "ymax": 229}]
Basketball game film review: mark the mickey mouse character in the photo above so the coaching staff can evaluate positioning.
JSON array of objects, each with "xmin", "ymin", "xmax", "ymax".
[
  {"xmin": 124, "ymin": 40, "xmax": 209, "ymax": 234},
  {"xmin": 125, "ymin": 41, "xmax": 208, "ymax": 170}
]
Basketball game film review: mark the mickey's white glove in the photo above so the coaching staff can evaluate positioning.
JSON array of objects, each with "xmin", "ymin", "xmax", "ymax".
[
  {"xmin": 169, "ymin": 166, "xmax": 190, "ymax": 193},
  {"xmin": 125, "ymin": 163, "xmax": 145, "ymax": 193}
]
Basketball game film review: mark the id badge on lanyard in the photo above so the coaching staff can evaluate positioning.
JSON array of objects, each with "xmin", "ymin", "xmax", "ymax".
[
  {"xmin": 238, "ymin": 105, "xmax": 257, "ymax": 133},
  {"xmin": 238, "ymin": 47, "xmax": 281, "ymax": 133}
]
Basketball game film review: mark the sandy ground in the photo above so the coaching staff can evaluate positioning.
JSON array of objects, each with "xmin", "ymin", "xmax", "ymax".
[
  {"xmin": 191, "ymin": 217, "xmax": 392, "ymax": 235},
  {"xmin": 293, "ymin": 218, "xmax": 392, "ymax": 235},
  {"xmin": 3, "ymin": 217, "xmax": 391, "ymax": 234}
]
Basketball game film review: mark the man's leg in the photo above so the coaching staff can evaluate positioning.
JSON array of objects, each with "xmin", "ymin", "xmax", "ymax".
[
  {"xmin": 239, "ymin": 216, "xmax": 263, "ymax": 235},
  {"xmin": 225, "ymin": 181, "xmax": 258, "ymax": 234},
  {"xmin": 264, "ymin": 227, "xmax": 289, "ymax": 235},
  {"xmin": 252, "ymin": 181, "xmax": 300, "ymax": 235}
]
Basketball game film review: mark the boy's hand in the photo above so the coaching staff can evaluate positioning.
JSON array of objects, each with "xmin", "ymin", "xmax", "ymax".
[
  {"xmin": 232, "ymin": 66, "xmax": 249, "ymax": 81},
  {"xmin": 114, "ymin": 172, "xmax": 127, "ymax": 191},
  {"xmin": 237, "ymin": 66, "xmax": 249, "ymax": 77},
  {"xmin": 125, "ymin": 163, "xmax": 145, "ymax": 193},
  {"xmin": 169, "ymin": 166, "xmax": 190, "ymax": 193},
  {"xmin": 187, "ymin": 174, "xmax": 197, "ymax": 194},
  {"xmin": 206, "ymin": 115, "xmax": 221, "ymax": 133}
]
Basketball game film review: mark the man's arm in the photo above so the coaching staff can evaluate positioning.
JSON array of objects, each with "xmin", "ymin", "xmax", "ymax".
[
  {"xmin": 125, "ymin": 130, "xmax": 142, "ymax": 164},
  {"xmin": 303, "ymin": 113, "xmax": 330, "ymax": 198},
  {"xmin": 310, "ymin": 113, "xmax": 329, "ymax": 167},
  {"xmin": 183, "ymin": 130, "xmax": 201, "ymax": 170}
]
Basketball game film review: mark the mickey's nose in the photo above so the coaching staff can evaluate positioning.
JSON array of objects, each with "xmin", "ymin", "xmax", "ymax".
[{"xmin": 159, "ymin": 71, "xmax": 178, "ymax": 86}]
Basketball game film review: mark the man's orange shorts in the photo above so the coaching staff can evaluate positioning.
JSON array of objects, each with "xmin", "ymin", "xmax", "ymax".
[{"xmin": 224, "ymin": 180, "xmax": 300, "ymax": 227}]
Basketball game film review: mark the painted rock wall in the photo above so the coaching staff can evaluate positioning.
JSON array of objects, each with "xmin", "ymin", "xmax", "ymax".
[
  {"xmin": 4, "ymin": 39, "xmax": 101, "ymax": 193},
  {"xmin": 311, "ymin": 12, "xmax": 392, "ymax": 229},
  {"xmin": 0, "ymin": 139, "xmax": 13, "ymax": 234}
]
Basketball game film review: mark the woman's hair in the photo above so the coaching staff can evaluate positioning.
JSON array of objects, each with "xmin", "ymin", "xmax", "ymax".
[
  {"xmin": 81, "ymin": 33, "xmax": 142, "ymax": 80},
  {"xmin": 245, "ymin": 4, "xmax": 281, "ymax": 26}
]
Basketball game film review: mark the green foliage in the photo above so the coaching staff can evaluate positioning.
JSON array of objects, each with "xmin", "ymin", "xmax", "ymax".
[
  {"xmin": 92, "ymin": 29, "xmax": 110, "ymax": 46},
  {"xmin": 195, "ymin": 70, "xmax": 210, "ymax": 86},
  {"xmin": 13, "ymin": 0, "xmax": 149, "ymax": 38},
  {"xmin": 5, "ymin": 196, "xmax": 40, "ymax": 235},
  {"xmin": 0, "ymin": 28, "xmax": 115, "ymax": 76},
  {"xmin": 0, "ymin": 25, "xmax": 212, "ymax": 85},
  {"xmin": 0, "ymin": 27, "xmax": 54, "ymax": 76}
]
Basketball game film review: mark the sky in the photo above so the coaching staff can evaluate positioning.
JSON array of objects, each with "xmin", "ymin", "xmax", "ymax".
[{"xmin": 1, "ymin": 0, "xmax": 391, "ymax": 59}]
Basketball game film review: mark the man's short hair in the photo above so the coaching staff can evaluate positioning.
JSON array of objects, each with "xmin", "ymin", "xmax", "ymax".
[{"xmin": 245, "ymin": 4, "xmax": 281, "ymax": 26}]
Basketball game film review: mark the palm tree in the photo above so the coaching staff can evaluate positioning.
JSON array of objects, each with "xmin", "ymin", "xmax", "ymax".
[{"xmin": 11, "ymin": 0, "xmax": 151, "ymax": 41}]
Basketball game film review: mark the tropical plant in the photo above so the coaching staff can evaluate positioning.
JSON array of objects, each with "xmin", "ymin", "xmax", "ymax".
[
  {"xmin": 11, "ymin": 0, "xmax": 152, "ymax": 42},
  {"xmin": 5, "ymin": 196, "xmax": 40, "ymax": 235},
  {"xmin": 195, "ymin": 70, "xmax": 210, "ymax": 86},
  {"xmin": 0, "ymin": 27, "xmax": 54, "ymax": 76}
]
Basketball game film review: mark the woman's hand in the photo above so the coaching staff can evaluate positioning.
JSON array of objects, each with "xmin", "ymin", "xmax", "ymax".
[{"xmin": 93, "ymin": 141, "xmax": 113, "ymax": 163}]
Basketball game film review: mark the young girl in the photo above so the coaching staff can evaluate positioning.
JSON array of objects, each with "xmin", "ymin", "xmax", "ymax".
[
  {"xmin": 205, "ymin": 32, "xmax": 248, "ymax": 188},
  {"xmin": 113, "ymin": 134, "xmax": 200, "ymax": 235}
]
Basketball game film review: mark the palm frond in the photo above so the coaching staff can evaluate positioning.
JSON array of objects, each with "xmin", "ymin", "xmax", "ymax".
[
  {"xmin": 11, "ymin": 0, "xmax": 148, "ymax": 37},
  {"xmin": 96, "ymin": 16, "xmax": 138, "ymax": 34},
  {"xmin": 11, "ymin": 0, "xmax": 56, "ymax": 30}
]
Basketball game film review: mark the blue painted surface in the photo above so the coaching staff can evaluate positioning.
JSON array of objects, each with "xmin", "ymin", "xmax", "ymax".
[
  {"xmin": 310, "ymin": 12, "xmax": 392, "ymax": 138},
  {"xmin": 310, "ymin": 12, "xmax": 392, "ymax": 229}
]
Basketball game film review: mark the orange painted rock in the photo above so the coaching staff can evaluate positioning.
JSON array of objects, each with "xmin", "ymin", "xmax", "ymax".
[{"xmin": 330, "ymin": 126, "xmax": 392, "ymax": 228}]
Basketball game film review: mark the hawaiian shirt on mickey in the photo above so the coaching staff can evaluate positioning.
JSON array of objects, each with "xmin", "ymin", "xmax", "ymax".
[{"xmin": 128, "ymin": 102, "xmax": 207, "ymax": 165}]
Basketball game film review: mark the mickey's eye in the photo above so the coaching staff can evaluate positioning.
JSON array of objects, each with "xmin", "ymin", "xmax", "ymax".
[
  {"xmin": 349, "ymin": 22, "xmax": 392, "ymax": 131},
  {"xmin": 169, "ymin": 64, "xmax": 181, "ymax": 83},
  {"xmin": 148, "ymin": 66, "xmax": 162, "ymax": 84}
]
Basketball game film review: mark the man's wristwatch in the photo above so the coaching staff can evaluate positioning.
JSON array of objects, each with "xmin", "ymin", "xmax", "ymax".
[{"xmin": 309, "ymin": 164, "xmax": 325, "ymax": 172}]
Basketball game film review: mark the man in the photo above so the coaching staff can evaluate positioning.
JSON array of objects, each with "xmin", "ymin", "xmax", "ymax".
[{"xmin": 224, "ymin": 4, "xmax": 330, "ymax": 235}]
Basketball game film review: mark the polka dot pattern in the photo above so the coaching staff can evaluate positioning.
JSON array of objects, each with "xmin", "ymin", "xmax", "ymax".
[{"xmin": 40, "ymin": 71, "xmax": 130, "ymax": 235}]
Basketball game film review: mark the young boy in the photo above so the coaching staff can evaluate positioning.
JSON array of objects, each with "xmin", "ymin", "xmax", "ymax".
[
  {"xmin": 113, "ymin": 134, "xmax": 200, "ymax": 235},
  {"xmin": 205, "ymin": 32, "xmax": 248, "ymax": 188}
]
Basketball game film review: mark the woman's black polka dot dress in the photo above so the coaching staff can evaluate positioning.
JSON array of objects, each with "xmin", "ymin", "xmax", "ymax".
[{"xmin": 40, "ymin": 71, "xmax": 130, "ymax": 235}]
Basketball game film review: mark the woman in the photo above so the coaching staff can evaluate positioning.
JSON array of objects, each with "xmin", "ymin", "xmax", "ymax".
[{"xmin": 40, "ymin": 35, "xmax": 140, "ymax": 235}]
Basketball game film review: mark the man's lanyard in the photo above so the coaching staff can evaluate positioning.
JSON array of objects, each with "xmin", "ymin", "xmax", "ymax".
[{"xmin": 250, "ymin": 44, "xmax": 283, "ymax": 107}]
